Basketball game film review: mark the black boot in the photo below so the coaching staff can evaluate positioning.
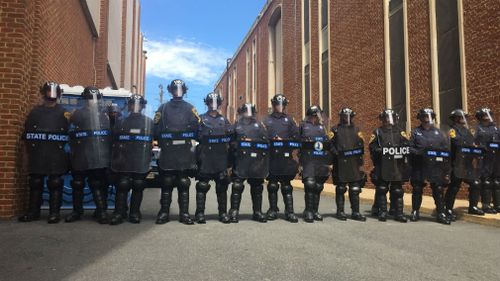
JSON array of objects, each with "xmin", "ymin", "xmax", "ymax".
[
  {"xmin": 349, "ymin": 187, "xmax": 366, "ymax": 222},
  {"xmin": 266, "ymin": 186, "xmax": 279, "ymax": 221},
  {"xmin": 156, "ymin": 188, "xmax": 171, "ymax": 224},
  {"xmin": 91, "ymin": 186, "xmax": 109, "ymax": 224},
  {"xmin": 65, "ymin": 178, "xmax": 85, "ymax": 223},
  {"xmin": 178, "ymin": 188, "xmax": 194, "ymax": 225},
  {"xmin": 229, "ymin": 191, "xmax": 242, "ymax": 223},
  {"xmin": 303, "ymin": 191, "xmax": 315, "ymax": 223},
  {"xmin": 195, "ymin": 190, "xmax": 207, "ymax": 224},
  {"xmin": 110, "ymin": 190, "xmax": 127, "ymax": 225},
  {"xmin": 47, "ymin": 187, "xmax": 62, "ymax": 224},
  {"xmin": 433, "ymin": 185, "xmax": 450, "ymax": 225},
  {"xmin": 388, "ymin": 191, "xmax": 396, "ymax": 216},
  {"xmin": 410, "ymin": 210, "xmax": 420, "ymax": 222},
  {"xmin": 19, "ymin": 176, "xmax": 43, "ymax": 222},
  {"xmin": 393, "ymin": 189, "xmax": 407, "ymax": 223},
  {"xmin": 129, "ymin": 188, "xmax": 143, "ymax": 224},
  {"xmin": 251, "ymin": 185, "xmax": 267, "ymax": 223},
  {"xmin": 493, "ymin": 182, "xmax": 500, "ymax": 212},
  {"xmin": 376, "ymin": 186, "xmax": 388, "ymax": 222},
  {"xmin": 313, "ymin": 184, "xmax": 324, "ymax": 221},
  {"xmin": 481, "ymin": 185, "xmax": 497, "ymax": 214},
  {"xmin": 335, "ymin": 186, "xmax": 347, "ymax": 221},
  {"xmin": 216, "ymin": 189, "xmax": 230, "ymax": 224},
  {"xmin": 282, "ymin": 185, "xmax": 298, "ymax": 223}
]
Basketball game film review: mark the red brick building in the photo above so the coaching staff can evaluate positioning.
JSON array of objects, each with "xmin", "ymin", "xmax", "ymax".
[
  {"xmin": 0, "ymin": 0, "xmax": 146, "ymax": 218},
  {"xmin": 215, "ymin": 0, "xmax": 499, "ymax": 193}
]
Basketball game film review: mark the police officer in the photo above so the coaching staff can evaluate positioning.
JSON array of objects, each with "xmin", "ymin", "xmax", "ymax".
[
  {"xmin": 409, "ymin": 108, "xmax": 451, "ymax": 224},
  {"xmin": 195, "ymin": 92, "xmax": 233, "ymax": 224},
  {"xmin": 444, "ymin": 109, "xmax": 484, "ymax": 220},
  {"xmin": 154, "ymin": 79, "xmax": 200, "ymax": 225},
  {"xmin": 109, "ymin": 94, "xmax": 154, "ymax": 225},
  {"xmin": 19, "ymin": 82, "xmax": 70, "ymax": 223},
  {"xmin": 229, "ymin": 104, "xmax": 269, "ymax": 223},
  {"xmin": 66, "ymin": 86, "xmax": 112, "ymax": 224},
  {"xmin": 474, "ymin": 108, "xmax": 500, "ymax": 214},
  {"xmin": 369, "ymin": 109, "xmax": 410, "ymax": 222},
  {"xmin": 331, "ymin": 108, "xmax": 366, "ymax": 221},
  {"xmin": 300, "ymin": 106, "xmax": 332, "ymax": 223},
  {"xmin": 263, "ymin": 94, "xmax": 300, "ymax": 223}
]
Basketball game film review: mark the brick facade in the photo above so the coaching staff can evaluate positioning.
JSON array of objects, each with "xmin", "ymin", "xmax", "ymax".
[
  {"xmin": 0, "ymin": 0, "xmax": 145, "ymax": 218},
  {"xmin": 215, "ymin": 0, "xmax": 499, "ymax": 197}
]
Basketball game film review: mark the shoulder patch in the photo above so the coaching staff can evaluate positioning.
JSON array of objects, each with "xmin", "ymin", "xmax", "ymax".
[
  {"xmin": 401, "ymin": 131, "xmax": 409, "ymax": 140},
  {"xmin": 64, "ymin": 112, "xmax": 71, "ymax": 120},
  {"xmin": 358, "ymin": 131, "xmax": 364, "ymax": 140},
  {"xmin": 154, "ymin": 112, "xmax": 161, "ymax": 124},
  {"xmin": 369, "ymin": 133, "xmax": 376, "ymax": 143},
  {"xmin": 449, "ymin": 129, "xmax": 456, "ymax": 139},
  {"xmin": 469, "ymin": 128, "xmax": 475, "ymax": 135},
  {"xmin": 327, "ymin": 131, "xmax": 334, "ymax": 140}
]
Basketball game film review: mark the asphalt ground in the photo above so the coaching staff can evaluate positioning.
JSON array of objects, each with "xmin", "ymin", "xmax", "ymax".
[{"xmin": 0, "ymin": 184, "xmax": 499, "ymax": 281}]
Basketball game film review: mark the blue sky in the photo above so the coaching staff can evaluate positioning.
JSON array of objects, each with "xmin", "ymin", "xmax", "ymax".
[{"xmin": 141, "ymin": 0, "xmax": 266, "ymax": 116}]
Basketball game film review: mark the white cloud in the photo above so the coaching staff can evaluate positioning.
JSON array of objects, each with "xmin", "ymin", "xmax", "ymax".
[{"xmin": 145, "ymin": 38, "xmax": 229, "ymax": 86}]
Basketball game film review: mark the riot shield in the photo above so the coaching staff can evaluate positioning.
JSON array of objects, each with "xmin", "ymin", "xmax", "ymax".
[
  {"xmin": 380, "ymin": 146, "xmax": 411, "ymax": 182},
  {"xmin": 197, "ymin": 135, "xmax": 231, "ymax": 174},
  {"xmin": 422, "ymin": 150, "xmax": 451, "ymax": 184},
  {"xmin": 111, "ymin": 113, "xmax": 154, "ymax": 174},
  {"xmin": 157, "ymin": 131, "xmax": 197, "ymax": 171},
  {"xmin": 69, "ymin": 98, "xmax": 111, "ymax": 171},
  {"xmin": 233, "ymin": 140, "xmax": 269, "ymax": 179},
  {"xmin": 488, "ymin": 141, "xmax": 500, "ymax": 177},
  {"xmin": 336, "ymin": 147, "xmax": 364, "ymax": 183},
  {"xmin": 300, "ymin": 137, "xmax": 331, "ymax": 178},
  {"xmin": 269, "ymin": 139, "xmax": 300, "ymax": 176},
  {"xmin": 452, "ymin": 146, "xmax": 482, "ymax": 180}
]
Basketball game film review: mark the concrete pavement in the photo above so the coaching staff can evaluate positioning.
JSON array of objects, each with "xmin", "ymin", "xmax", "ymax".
[{"xmin": 0, "ymin": 185, "xmax": 499, "ymax": 281}]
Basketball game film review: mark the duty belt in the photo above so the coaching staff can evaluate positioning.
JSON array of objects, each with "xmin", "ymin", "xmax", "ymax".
[
  {"xmin": 24, "ymin": 132, "xmax": 69, "ymax": 142},
  {"xmin": 115, "ymin": 134, "xmax": 152, "ymax": 142},
  {"xmin": 458, "ymin": 146, "xmax": 483, "ymax": 155},
  {"xmin": 340, "ymin": 148, "xmax": 364, "ymax": 157},
  {"xmin": 199, "ymin": 135, "xmax": 231, "ymax": 145},
  {"xmin": 238, "ymin": 140, "xmax": 269, "ymax": 150},
  {"xmin": 70, "ymin": 129, "xmax": 110, "ymax": 139}
]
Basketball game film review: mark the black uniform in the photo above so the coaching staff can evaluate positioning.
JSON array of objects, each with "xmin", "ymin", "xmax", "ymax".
[
  {"xmin": 229, "ymin": 116, "xmax": 269, "ymax": 223},
  {"xmin": 409, "ymin": 125, "xmax": 451, "ymax": 223},
  {"xmin": 444, "ymin": 123, "xmax": 484, "ymax": 218},
  {"xmin": 109, "ymin": 112, "xmax": 154, "ymax": 225},
  {"xmin": 299, "ymin": 120, "xmax": 331, "ymax": 222},
  {"xmin": 369, "ymin": 127, "xmax": 410, "ymax": 222},
  {"xmin": 19, "ymin": 104, "xmax": 70, "ymax": 223},
  {"xmin": 474, "ymin": 123, "xmax": 500, "ymax": 213},
  {"xmin": 154, "ymin": 99, "xmax": 200, "ymax": 224},
  {"xmin": 263, "ymin": 112, "xmax": 300, "ymax": 222},
  {"xmin": 67, "ymin": 101, "xmax": 112, "ymax": 224},
  {"xmin": 331, "ymin": 124, "xmax": 366, "ymax": 221},
  {"xmin": 195, "ymin": 111, "xmax": 233, "ymax": 224}
]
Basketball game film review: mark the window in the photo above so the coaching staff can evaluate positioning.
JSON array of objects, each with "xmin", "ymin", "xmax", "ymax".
[
  {"xmin": 268, "ymin": 7, "xmax": 283, "ymax": 108},
  {"xmin": 304, "ymin": 0, "xmax": 310, "ymax": 44},
  {"xmin": 252, "ymin": 38, "xmax": 257, "ymax": 103},
  {"xmin": 388, "ymin": 0, "xmax": 408, "ymax": 129},
  {"xmin": 246, "ymin": 48, "xmax": 251, "ymax": 102},
  {"xmin": 435, "ymin": 0, "xmax": 463, "ymax": 125},
  {"xmin": 319, "ymin": 0, "xmax": 330, "ymax": 117}
]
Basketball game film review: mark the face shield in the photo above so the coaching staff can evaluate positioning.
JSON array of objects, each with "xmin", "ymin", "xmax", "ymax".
[
  {"xmin": 422, "ymin": 109, "xmax": 434, "ymax": 125},
  {"xmin": 460, "ymin": 111, "xmax": 469, "ymax": 128},
  {"xmin": 485, "ymin": 109, "xmax": 494, "ymax": 123},
  {"xmin": 88, "ymin": 89, "xmax": 100, "ymax": 106},
  {"xmin": 387, "ymin": 112, "xmax": 394, "ymax": 125},
  {"xmin": 273, "ymin": 96, "xmax": 285, "ymax": 113},
  {"xmin": 47, "ymin": 83, "xmax": 58, "ymax": 99},
  {"xmin": 210, "ymin": 95, "xmax": 218, "ymax": 111},
  {"xmin": 241, "ymin": 103, "xmax": 253, "ymax": 118},
  {"xmin": 131, "ymin": 98, "xmax": 142, "ymax": 114}
]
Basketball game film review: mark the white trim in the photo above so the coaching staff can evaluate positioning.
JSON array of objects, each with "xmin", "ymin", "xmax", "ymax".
[
  {"xmin": 429, "ymin": 0, "xmax": 441, "ymax": 124},
  {"xmin": 383, "ymin": 0, "xmax": 392, "ymax": 108},
  {"xmin": 301, "ymin": 0, "xmax": 311, "ymax": 118},
  {"xmin": 457, "ymin": 0, "xmax": 468, "ymax": 113},
  {"xmin": 403, "ymin": 0, "xmax": 411, "ymax": 131},
  {"xmin": 252, "ymin": 37, "xmax": 257, "ymax": 104}
]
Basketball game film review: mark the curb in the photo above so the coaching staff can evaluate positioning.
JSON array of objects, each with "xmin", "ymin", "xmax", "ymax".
[{"xmin": 291, "ymin": 180, "xmax": 500, "ymax": 227}]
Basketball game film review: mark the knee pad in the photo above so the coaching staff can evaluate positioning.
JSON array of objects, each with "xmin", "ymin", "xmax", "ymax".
[
  {"xmin": 281, "ymin": 183, "xmax": 293, "ymax": 194},
  {"xmin": 177, "ymin": 177, "xmax": 191, "ymax": 190},
  {"xmin": 70, "ymin": 177, "xmax": 85, "ymax": 191},
  {"xmin": 47, "ymin": 176, "xmax": 63, "ymax": 191},
  {"xmin": 350, "ymin": 185, "xmax": 361, "ymax": 195},
  {"xmin": 392, "ymin": 187, "xmax": 404, "ymax": 197},
  {"xmin": 232, "ymin": 180, "xmax": 244, "ymax": 193},
  {"xmin": 267, "ymin": 181, "xmax": 279, "ymax": 193},
  {"xmin": 251, "ymin": 184, "xmax": 263, "ymax": 194},
  {"xmin": 315, "ymin": 183, "xmax": 324, "ymax": 193},
  {"xmin": 196, "ymin": 181, "xmax": 211, "ymax": 193},
  {"xmin": 248, "ymin": 178, "xmax": 264, "ymax": 186},
  {"xmin": 494, "ymin": 179, "xmax": 500, "ymax": 190},
  {"xmin": 376, "ymin": 184, "xmax": 389, "ymax": 194},
  {"xmin": 303, "ymin": 178, "xmax": 316, "ymax": 192},
  {"xmin": 160, "ymin": 175, "xmax": 175, "ymax": 188},
  {"xmin": 116, "ymin": 176, "xmax": 131, "ymax": 192},
  {"xmin": 432, "ymin": 184, "xmax": 445, "ymax": 193},
  {"xmin": 469, "ymin": 180, "xmax": 481, "ymax": 190},
  {"xmin": 483, "ymin": 179, "xmax": 493, "ymax": 190},
  {"xmin": 29, "ymin": 175, "xmax": 44, "ymax": 190},
  {"xmin": 336, "ymin": 185, "xmax": 347, "ymax": 195},
  {"xmin": 411, "ymin": 182, "xmax": 424, "ymax": 194}
]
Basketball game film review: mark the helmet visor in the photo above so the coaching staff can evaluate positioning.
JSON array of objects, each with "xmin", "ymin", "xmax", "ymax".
[
  {"xmin": 132, "ymin": 98, "xmax": 142, "ymax": 113},
  {"xmin": 485, "ymin": 110, "xmax": 494, "ymax": 122},
  {"xmin": 211, "ymin": 95, "xmax": 218, "ymax": 111},
  {"xmin": 47, "ymin": 84, "xmax": 58, "ymax": 99},
  {"xmin": 427, "ymin": 112, "xmax": 434, "ymax": 125}
]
